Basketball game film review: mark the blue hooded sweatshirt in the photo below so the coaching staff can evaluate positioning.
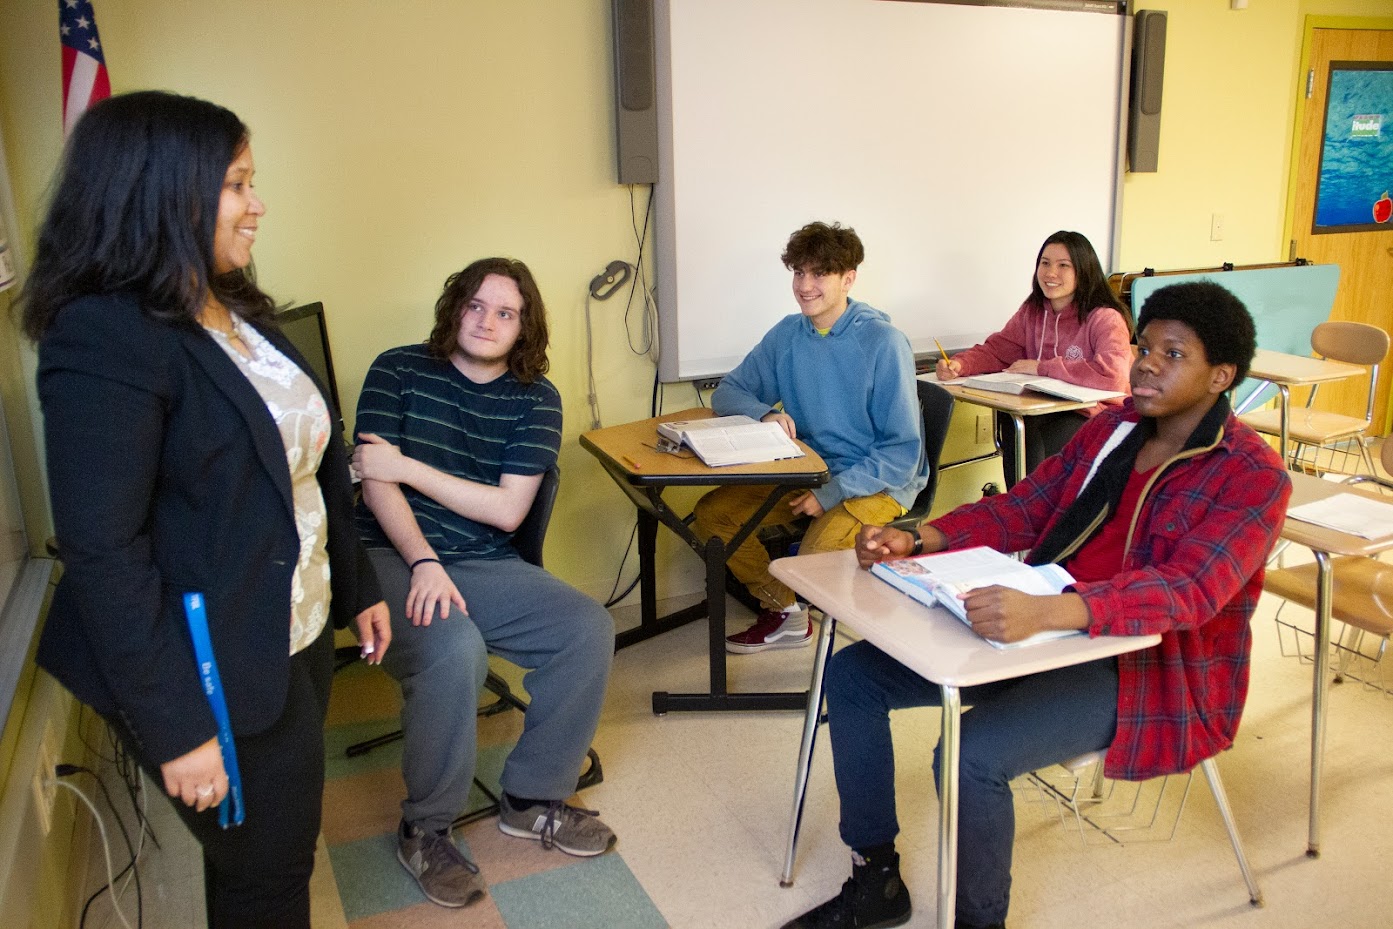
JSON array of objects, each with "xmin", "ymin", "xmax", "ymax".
[{"xmin": 712, "ymin": 299, "xmax": 928, "ymax": 511}]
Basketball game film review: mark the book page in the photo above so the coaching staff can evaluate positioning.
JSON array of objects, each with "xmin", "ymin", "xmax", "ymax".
[
  {"xmin": 912, "ymin": 546, "xmax": 1074, "ymax": 597},
  {"xmin": 683, "ymin": 422, "xmax": 804, "ymax": 466},
  {"xmin": 1287, "ymin": 493, "xmax": 1393, "ymax": 540},
  {"xmin": 873, "ymin": 548, "xmax": 1081, "ymax": 649},
  {"xmin": 656, "ymin": 414, "xmax": 757, "ymax": 444}
]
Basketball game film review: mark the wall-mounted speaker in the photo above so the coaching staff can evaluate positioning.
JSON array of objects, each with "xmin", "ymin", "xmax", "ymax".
[
  {"xmin": 1128, "ymin": 9, "xmax": 1167, "ymax": 173},
  {"xmin": 613, "ymin": 0, "xmax": 658, "ymax": 185}
]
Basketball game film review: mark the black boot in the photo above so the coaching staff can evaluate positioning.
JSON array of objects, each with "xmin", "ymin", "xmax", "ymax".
[{"xmin": 780, "ymin": 850, "xmax": 911, "ymax": 929}]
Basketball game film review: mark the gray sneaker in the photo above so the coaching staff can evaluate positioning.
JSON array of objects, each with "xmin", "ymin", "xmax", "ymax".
[
  {"xmin": 497, "ymin": 794, "xmax": 617, "ymax": 857},
  {"xmin": 397, "ymin": 821, "xmax": 486, "ymax": 908}
]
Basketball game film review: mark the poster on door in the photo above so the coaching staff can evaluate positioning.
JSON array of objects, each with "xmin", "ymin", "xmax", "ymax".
[{"xmin": 1313, "ymin": 61, "xmax": 1393, "ymax": 234}]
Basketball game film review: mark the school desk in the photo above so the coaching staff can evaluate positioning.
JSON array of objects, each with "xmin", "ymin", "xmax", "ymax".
[
  {"xmin": 920, "ymin": 373, "xmax": 1094, "ymax": 487},
  {"xmin": 1279, "ymin": 471, "xmax": 1393, "ymax": 857},
  {"xmin": 1238, "ymin": 349, "xmax": 1364, "ymax": 464},
  {"xmin": 580, "ymin": 409, "xmax": 828, "ymax": 714},
  {"xmin": 770, "ymin": 549, "xmax": 1158, "ymax": 928}
]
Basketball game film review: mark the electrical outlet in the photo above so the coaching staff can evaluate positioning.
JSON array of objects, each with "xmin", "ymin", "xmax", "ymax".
[
  {"xmin": 975, "ymin": 414, "xmax": 992, "ymax": 445},
  {"xmin": 30, "ymin": 722, "xmax": 58, "ymax": 835}
]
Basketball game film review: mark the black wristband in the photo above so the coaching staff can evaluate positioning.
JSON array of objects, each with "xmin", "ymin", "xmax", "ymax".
[
  {"xmin": 409, "ymin": 557, "xmax": 443, "ymax": 572},
  {"xmin": 910, "ymin": 534, "xmax": 924, "ymax": 557}
]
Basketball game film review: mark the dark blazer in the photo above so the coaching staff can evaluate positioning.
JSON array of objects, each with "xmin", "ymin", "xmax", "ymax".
[{"xmin": 35, "ymin": 293, "xmax": 381, "ymax": 766}]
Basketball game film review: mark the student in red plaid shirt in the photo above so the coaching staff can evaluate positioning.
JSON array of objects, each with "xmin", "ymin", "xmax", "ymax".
[{"xmin": 781, "ymin": 281, "xmax": 1291, "ymax": 929}]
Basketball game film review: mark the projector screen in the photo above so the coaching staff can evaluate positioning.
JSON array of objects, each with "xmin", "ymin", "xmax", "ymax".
[{"xmin": 654, "ymin": 0, "xmax": 1128, "ymax": 382}]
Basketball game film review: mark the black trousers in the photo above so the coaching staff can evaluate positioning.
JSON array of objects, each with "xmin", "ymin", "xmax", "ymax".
[
  {"xmin": 996, "ymin": 409, "xmax": 1087, "ymax": 489},
  {"xmin": 113, "ymin": 623, "xmax": 334, "ymax": 929}
]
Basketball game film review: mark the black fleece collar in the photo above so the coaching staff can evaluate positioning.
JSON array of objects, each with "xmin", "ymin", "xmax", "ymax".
[{"xmin": 1028, "ymin": 394, "xmax": 1232, "ymax": 566}]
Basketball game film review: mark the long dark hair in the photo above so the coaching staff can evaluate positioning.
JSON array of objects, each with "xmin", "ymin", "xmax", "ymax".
[
  {"xmin": 1027, "ymin": 230, "xmax": 1133, "ymax": 334},
  {"xmin": 426, "ymin": 257, "xmax": 551, "ymax": 383},
  {"xmin": 20, "ymin": 90, "xmax": 276, "ymax": 341}
]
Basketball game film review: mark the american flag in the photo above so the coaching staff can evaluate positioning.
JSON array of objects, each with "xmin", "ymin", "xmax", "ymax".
[{"xmin": 59, "ymin": 0, "xmax": 110, "ymax": 137}]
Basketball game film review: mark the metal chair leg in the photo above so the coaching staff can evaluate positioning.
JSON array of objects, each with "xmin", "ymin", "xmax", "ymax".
[
  {"xmin": 781, "ymin": 613, "xmax": 837, "ymax": 887},
  {"xmin": 1199, "ymin": 757, "xmax": 1264, "ymax": 907}
]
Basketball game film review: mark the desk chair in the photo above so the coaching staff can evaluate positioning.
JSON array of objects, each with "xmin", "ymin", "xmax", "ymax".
[
  {"xmin": 1265, "ymin": 438, "xmax": 1393, "ymax": 692},
  {"xmin": 1241, "ymin": 321, "xmax": 1390, "ymax": 476},
  {"xmin": 343, "ymin": 466, "xmax": 604, "ymax": 823},
  {"xmin": 726, "ymin": 380, "xmax": 955, "ymax": 611},
  {"xmin": 1032, "ymin": 749, "xmax": 1263, "ymax": 906}
]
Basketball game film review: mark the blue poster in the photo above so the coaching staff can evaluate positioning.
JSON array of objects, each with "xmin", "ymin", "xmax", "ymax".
[{"xmin": 1314, "ymin": 63, "xmax": 1393, "ymax": 233}]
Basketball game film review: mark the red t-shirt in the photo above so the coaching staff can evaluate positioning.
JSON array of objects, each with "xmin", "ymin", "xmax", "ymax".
[{"xmin": 1064, "ymin": 465, "xmax": 1157, "ymax": 583}]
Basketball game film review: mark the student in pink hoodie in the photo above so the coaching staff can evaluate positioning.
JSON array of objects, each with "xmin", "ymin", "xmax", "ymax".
[{"xmin": 937, "ymin": 230, "xmax": 1133, "ymax": 487}]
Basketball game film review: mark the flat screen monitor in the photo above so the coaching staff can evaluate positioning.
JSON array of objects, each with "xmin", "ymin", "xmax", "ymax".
[{"xmin": 276, "ymin": 302, "xmax": 345, "ymax": 431}]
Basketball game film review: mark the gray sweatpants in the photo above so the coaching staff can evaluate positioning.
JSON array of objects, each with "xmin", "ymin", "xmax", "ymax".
[{"xmin": 368, "ymin": 549, "xmax": 614, "ymax": 833}]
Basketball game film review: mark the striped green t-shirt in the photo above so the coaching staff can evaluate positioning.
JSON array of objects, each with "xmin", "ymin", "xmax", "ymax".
[{"xmin": 355, "ymin": 344, "xmax": 562, "ymax": 560}]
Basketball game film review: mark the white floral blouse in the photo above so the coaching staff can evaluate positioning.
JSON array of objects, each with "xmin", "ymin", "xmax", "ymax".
[{"xmin": 207, "ymin": 318, "xmax": 333, "ymax": 655}]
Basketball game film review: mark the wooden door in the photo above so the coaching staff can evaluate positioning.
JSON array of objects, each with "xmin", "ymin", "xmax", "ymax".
[{"xmin": 1289, "ymin": 27, "xmax": 1393, "ymax": 433}]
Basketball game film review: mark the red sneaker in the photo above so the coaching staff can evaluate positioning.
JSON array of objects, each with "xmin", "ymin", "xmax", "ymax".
[{"xmin": 726, "ymin": 607, "xmax": 812, "ymax": 654}]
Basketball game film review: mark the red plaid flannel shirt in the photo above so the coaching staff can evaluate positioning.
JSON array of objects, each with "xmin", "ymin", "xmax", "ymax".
[{"xmin": 931, "ymin": 401, "xmax": 1290, "ymax": 780}]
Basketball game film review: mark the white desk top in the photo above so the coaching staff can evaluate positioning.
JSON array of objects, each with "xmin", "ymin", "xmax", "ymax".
[
  {"xmin": 919, "ymin": 373, "xmax": 1095, "ymax": 416},
  {"xmin": 1248, "ymin": 349, "xmax": 1364, "ymax": 387},
  {"xmin": 1280, "ymin": 472, "xmax": 1393, "ymax": 558},
  {"xmin": 770, "ymin": 550, "xmax": 1159, "ymax": 689}
]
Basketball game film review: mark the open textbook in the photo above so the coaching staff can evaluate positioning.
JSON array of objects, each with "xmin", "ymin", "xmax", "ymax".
[
  {"xmin": 871, "ymin": 545, "xmax": 1083, "ymax": 649},
  {"xmin": 955, "ymin": 372, "xmax": 1124, "ymax": 404},
  {"xmin": 656, "ymin": 415, "xmax": 805, "ymax": 468}
]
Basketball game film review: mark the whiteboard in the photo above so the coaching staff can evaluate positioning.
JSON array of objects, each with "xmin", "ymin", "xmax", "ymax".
[{"xmin": 654, "ymin": 0, "xmax": 1127, "ymax": 381}]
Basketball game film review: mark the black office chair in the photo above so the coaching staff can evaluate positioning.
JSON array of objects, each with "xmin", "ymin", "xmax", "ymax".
[
  {"xmin": 725, "ymin": 380, "xmax": 956, "ymax": 611},
  {"xmin": 343, "ymin": 465, "xmax": 604, "ymax": 825},
  {"xmin": 886, "ymin": 379, "xmax": 955, "ymax": 532}
]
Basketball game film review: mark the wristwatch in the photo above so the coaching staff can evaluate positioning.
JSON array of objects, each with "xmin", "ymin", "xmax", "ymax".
[{"xmin": 910, "ymin": 533, "xmax": 924, "ymax": 556}]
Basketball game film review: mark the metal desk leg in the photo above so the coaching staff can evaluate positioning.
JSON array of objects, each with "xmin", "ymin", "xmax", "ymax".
[
  {"xmin": 1278, "ymin": 384, "xmax": 1292, "ymax": 468},
  {"xmin": 1009, "ymin": 414, "xmax": 1027, "ymax": 488},
  {"xmin": 1309, "ymin": 549, "xmax": 1332, "ymax": 858},
  {"xmin": 781, "ymin": 614, "xmax": 838, "ymax": 887},
  {"xmin": 938, "ymin": 685, "xmax": 962, "ymax": 929},
  {"xmin": 639, "ymin": 509, "xmax": 659, "ymax": 628},
  {"xmin": 705, "ymin": 534, "xmax": 728, "ymax": 697}
]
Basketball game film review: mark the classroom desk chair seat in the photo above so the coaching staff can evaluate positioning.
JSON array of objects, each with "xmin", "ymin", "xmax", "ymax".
[
  {"xmin": 1032, "ymin": 749, "xmax": 1263, "ymax": 906},
  {"xmin": 1241, "ymin": 321, "xmax": 1389, "ymax": 476},
  {"xmin": 1265, "ymin": 438, "xmax": 1393, "ymax": 692}
]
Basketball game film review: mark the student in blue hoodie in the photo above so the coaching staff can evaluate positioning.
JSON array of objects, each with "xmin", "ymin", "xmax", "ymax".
[{"xmin": 693, "ymin": 221, "xmax": 927, "ymax": 654}]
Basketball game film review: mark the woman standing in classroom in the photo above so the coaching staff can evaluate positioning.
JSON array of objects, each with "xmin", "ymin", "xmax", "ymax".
[
  {"xmin": 936, "ymin": 230, "xmax": 1133, "ymax": 486},
  {"xmin": 20, "ymin": 91, "xmax": 390, "ymax": 929}
]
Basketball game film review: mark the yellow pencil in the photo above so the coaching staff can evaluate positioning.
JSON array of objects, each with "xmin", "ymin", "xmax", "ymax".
[{"xmin": 933, "ymin": 337, "xmax": 950, "ymax": 364}]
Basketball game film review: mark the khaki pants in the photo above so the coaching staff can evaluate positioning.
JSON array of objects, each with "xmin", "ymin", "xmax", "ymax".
[{"xmin": 691, "ymin": 486, "xmax": 904, "ymax": 610}]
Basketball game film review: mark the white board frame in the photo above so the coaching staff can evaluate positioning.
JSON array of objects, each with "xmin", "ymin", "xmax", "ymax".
[{"xmin": 654, "ymin": 0, "xmax": 1129, "ymax": 381}]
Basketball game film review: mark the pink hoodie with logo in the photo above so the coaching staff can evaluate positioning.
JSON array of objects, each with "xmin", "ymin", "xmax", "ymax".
[{"xmin": 951, "ymin": 300, "xmax": 1132, "ymax": 417}]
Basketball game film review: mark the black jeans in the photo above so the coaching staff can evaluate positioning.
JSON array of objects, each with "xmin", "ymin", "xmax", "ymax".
[{"xmin": 112, "ymin": 623, "xmax": 334, "ymax": 929}]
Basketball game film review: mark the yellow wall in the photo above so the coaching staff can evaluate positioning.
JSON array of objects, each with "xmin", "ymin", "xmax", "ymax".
[{"xmin": 1118, "ymin": 0, "xmax": 1393, "ymax": 270}]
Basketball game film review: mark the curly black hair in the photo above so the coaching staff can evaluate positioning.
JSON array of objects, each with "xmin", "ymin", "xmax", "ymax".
[{"xmin": 1137, "ymin": 280, "xmax": 1257, "ymax": 383}]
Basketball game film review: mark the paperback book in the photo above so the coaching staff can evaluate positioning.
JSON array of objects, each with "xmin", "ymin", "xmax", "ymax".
[
  {"xmin": 655, "ymin": 415, "xmax": 805, "ymax": 468},
  {"xmin": 956, "ymin": 372, "xmax": 1124, "ymax": 404},
  {"xmin": 870, "ymin": 545, "xmax": 1082, "ymax": 649}
]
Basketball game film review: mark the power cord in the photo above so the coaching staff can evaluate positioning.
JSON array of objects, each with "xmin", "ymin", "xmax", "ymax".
[
  {"xmin": 603, "ymin": 521, "xmax": 642, "ymax": 608},
  {"xmin": 49, "ymin": 770, "xmax": 139, "ymax": 929},
  {"xmin": 624, "ymin": 184, "xmax": 657, "ymax": 361},
  {"xmin": 62, "ymin": 762, "xmax": 144, "ymax": 929}
]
